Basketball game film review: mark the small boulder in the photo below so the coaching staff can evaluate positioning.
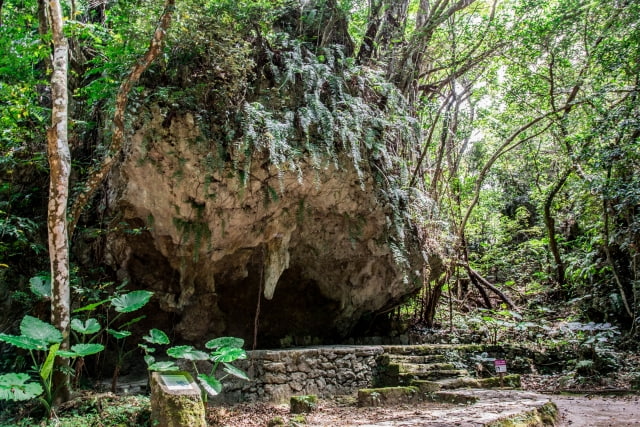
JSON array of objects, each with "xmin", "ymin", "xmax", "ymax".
[{"xmin": 290, "ymin": 395, "xmax": 318, "ymax": 414}]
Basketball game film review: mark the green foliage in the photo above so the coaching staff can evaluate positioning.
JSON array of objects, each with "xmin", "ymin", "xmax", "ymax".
[
  {"xmin": 0, "ymin": 314, "xmax": 102, "ymax": 414},
  {"xmin": 0, "ymin": 373, "xmax": 43, "ymax": 402},
  {"xmin": 56, "ymin": 343, "xmax": 105, "ymax": 358},
  {"xmin": 110, "ymin": 290, "xmax": 153, "ymax": 313},
  {"xmin": 143, "ymin": 328, "xmax": 170, "ymax": 345},
  {"xmin": 141, "ymin": 331, "xmax": 248, "ymax": 400}
]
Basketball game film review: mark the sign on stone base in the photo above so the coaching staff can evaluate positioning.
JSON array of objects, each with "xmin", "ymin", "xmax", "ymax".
[{"xmin": 150, "ymin": 371, "xmax": 206, "ymax": 427}]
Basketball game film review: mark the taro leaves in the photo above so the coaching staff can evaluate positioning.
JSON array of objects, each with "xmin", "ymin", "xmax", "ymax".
[
  {"xmin": 111, "ymin": 290, "xmax": 153, "ymax": 313},
  {"xmin": 0, "ymin": 373, "xmax": 43, "ymax": 401},
  {"xmin": 0, "ymin": 315, "xmax": 62, "ymax": 351}
]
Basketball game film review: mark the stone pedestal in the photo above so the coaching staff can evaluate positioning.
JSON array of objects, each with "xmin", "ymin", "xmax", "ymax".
[{"xmin": 150, "ymin": 371, "xmax": 206, "ymax": 427}]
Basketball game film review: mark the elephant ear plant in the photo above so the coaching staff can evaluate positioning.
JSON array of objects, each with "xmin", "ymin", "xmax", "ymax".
[
  {"xmin": 72, "ymin": 289, "xmax": 154, "ymax": 392},
  {"xmin": 0, "ymin": 315, "xmax": 103, "ymax": 416},
  {"xmin": 140, "ymin": 330, "xmax": 249, "ymax": 401}
]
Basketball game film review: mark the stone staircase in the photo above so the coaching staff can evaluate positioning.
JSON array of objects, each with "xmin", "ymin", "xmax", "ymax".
[{"xmin": 359, "ymin": 344, "xmax": 522, "ymax": 407}]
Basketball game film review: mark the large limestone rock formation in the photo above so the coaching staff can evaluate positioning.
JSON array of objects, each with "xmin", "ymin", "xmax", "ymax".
[{"xmin": 103, "ymin": 106, "xmax": 430, "ymax": 347}]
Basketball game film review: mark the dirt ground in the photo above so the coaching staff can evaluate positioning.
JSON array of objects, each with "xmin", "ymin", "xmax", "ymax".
[
  {"xmin": 553, "ymin": 394, "xmax": 640, "ymax": 426},
  {"xmin": 208, "ymin": 392, "xmax": 640, "ymax": 426}
]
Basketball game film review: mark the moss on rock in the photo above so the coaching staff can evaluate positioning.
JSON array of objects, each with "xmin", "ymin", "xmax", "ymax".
[
  {"xmin": 290, "ymin": 395, "xmax": 318, "ymax": 414},
  {"xmin": 485, "ymin": 401, "xmax": 559, "ymax": 427},
  {"xmin": 357, "ymin": 386, "xmax": 421, "ymax": 407}
]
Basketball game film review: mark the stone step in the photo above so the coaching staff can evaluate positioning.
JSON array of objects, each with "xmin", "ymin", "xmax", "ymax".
[
  {"xmin": 382, "ymin": 344, "xmax": 487, "ymax": 357},
  {"xmin": 400, "ymin": 365, "xmax": 469, "ymax": 380},
  {"xmin": 398, "ymin": 362, "xmax": 457, "ymax": 375},
  {"xmin": 387, "ymin": 354, "xmax": 446, "ymax": 364},
  {"xmin": 435, "ymin": 377, "xmax": 481, "ymax": 389},
  {"xmin": 416, "ymin": 374, "xmax": 521, "ymax": 391},
  {"xmin": 398, "ymin": 369, "xmax": 469, "ymax": 385}
]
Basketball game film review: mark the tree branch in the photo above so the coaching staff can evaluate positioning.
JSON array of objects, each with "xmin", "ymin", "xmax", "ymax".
[{"xmin": 68, "ymin": 0, "xmax": 175, "ymax": 238}]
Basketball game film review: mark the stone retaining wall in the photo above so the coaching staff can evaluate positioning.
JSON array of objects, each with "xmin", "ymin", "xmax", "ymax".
[{"xmin": 213, "ymin": 346, "xmax": 384, "ymax": 403}]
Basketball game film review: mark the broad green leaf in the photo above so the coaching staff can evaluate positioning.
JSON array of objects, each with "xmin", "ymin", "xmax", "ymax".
[
  {"xmin": 139, "ymin": 343, "xmax": 155, "ymax": 353},
  {"xmin": 0, "ymin": 373, "xmax": 43, "ymax": 401},
  {"xmin": 20, "ymin": 315, "xmax": 62, "ymax": 344},
  {"xmin": 211, "ymin": 347, "xmax": 247, "ymax": 363},
  {"xmin": 111, "ymin": 290, "xmax": 153, "ymax": 313},
  {"xmin": 197, "ymin": 374, "xmax": 222, "ymax": 396},
  {"xmin": 29, "ymin": 275, "xmax": 51, "ymax": 299},
  {"xmin": 0, "ymin": 334, "xmax": 47, "ymax": 351},
  {"xmin": 73, "ymin": 299, "xmax": 110, "ymax": 313},
  {"xmin": 71, "ymin": 318, "xmax": 101, "ymax": 335},
  {"xmin": 40, "ymin": 343, "xmax": 60, "ymax": 382},
  {"xmin": 205, "ymin": 337, "xmax": 244, "ymax": 350},
  {"xmin": 147, "ymin": 361, "xmax": 179, "ymax": 372},
  {"xmin": 167, "ymin": 345, "xmax": 209, "ymax": 361},
  {"xmin": 144, "ymin": 355, "xmax": 156, "ymax": 366},
  {"xmin": 71, "ymin": 343, "xmax": 104, "ymax": 357},
  {"xmin": 223, "ymin": 363, "xmax": 249, "ymax": 380},
  {"xmin": 57, "ymin": 343, "xmax": 104, "ymax": 358},
  {"xmin": 143, "ymin": 328, "xmax": 170, "ymax": 345},
  {"xmin": 107, "ymin": 329, "xmax": 131, "ymax": 339}
]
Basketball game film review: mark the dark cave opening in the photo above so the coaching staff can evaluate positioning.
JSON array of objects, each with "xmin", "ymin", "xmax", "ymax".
[{"xmin": 216, "ymin": 260, "xmax": 341, "ymax": 348}]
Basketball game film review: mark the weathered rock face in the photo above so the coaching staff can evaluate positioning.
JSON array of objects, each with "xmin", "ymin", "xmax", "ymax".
[{"xmin": 104, "ymin": 107, "xmax": 430, "ymax": 347}]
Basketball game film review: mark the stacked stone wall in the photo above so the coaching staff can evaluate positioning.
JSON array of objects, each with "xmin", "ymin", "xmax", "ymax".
[{"xmin": 213, "ymin": 346, "xmax": 384, "ymax": 403}]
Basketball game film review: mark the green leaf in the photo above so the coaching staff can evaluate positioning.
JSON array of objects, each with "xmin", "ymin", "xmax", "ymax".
[
  {"xmin": 29, "ymin": 275, "xmax": 51, "ymax": 299},
  {"xmin": 71, "ymin": 343, "xmax": 104, "ymax": 357},
  {"xmin": 197, "ymin": 374, "xmax": 222, "ymax": 396},
  {"xmin": 111, "ymin": 290, "xmax": 153, "ymax": 313},
  {"xmin": 167, "ymin": 345, "xmax": 209, "ymax": 361},
  {"xmin": 71, "ymin": 318, "xmax": 101, "ymax": 335},
  {"xmin": 73, "ymin": 299, "xmax": 110, "ymax": 313},
  {"xmin": 0, "ymin": 373, "xmax": 43, "ymax": 401},
  {"xmin": 0, "ymin": 334, "xmax": 47, "ymax": 351},
  {"xmin": 57, "ymin": 343, "xmax": 105, "ymax": 358},
  {"xmin": 144, "ymin": 355, "xmax": 155, "ymax": 366},
  {"xmin": 40, "ymin": 343, "xmax": 60, "ymax": 383},
  {"xmin": 211, "ymin": 347, "xmax": 247, "ymax": 363},
  {"xmin": 147, "ymin": 361, "xmax": 179, "ymax": 372},
  {"xmin": 205, "ymin": 336, "xmax": 244, "ymax": 350},
  {"xmin": 20, "ymin": 315, "xmax": 62, "ymax": 344},
  {"xmin": 139, "ymin": 343, "xmax": 155, "ymax": 353},
  {"xmin": 143, "ymin": 328, "xmax": 170, "ymax": 345},
  {"xmin": 107, "ymin": 329, "xmax": 131, "ymax": 339},
  {"xmin": 223, "ymin": 363, "xmax": 249, "ymax": 380}
]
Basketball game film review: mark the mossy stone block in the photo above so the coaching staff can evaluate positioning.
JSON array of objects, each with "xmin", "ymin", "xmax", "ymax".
[
  {"xmin": 485, "ymin": 401, "xmax": 558, "ymax": 426},
  {"xmin": 410, "ymin": 380, "xmax": 442, "ymax": 393},
  {"xmin": 477, "ymin": 374, "xmax": 521, "ymax": 388},
  {"xmin": 357, "ymin": 386, "xmax": 421, "ymax": 407},
  {"xmin": 426, "ymin": 391, "xmax": 479, "ymax": 405},
  {"xmin": 290, "ymin": 394, "xmax": 318, "ymax": 414},
  {"xmin": 150, "ymin": 371, "xmax": 206, "ymax": 427}
]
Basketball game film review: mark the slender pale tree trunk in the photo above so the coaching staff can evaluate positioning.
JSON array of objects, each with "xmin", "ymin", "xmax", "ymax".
[{"xmin": 46, "ymin": 0, "xmax": 71, "ymax": 404}]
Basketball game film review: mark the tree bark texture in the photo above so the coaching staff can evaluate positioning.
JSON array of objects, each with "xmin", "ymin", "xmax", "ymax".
[
  {"xmin": 68, "ymin": 0, "xmax": 175, "ymax": 237},
  {"xmin": 543, "ymin": 168, "xmax": 571, "ymax": 288},
  {"xmin": 46, "ymin": 0, "xmax": 71, "ymax": 405}
]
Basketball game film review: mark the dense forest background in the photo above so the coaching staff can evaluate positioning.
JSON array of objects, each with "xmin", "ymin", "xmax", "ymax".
[{"xmin": 1, "ymin": 0, "xmax": 639, "ymax": 398}]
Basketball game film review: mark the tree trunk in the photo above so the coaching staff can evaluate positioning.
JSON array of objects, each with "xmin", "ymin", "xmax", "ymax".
[
  {"xmin": 356, "ymin": 0, "xmax": 383, "ymax": 64},
  {"xmin": 543, "ymin": 168, "xmax": 571, "ymax": 287},
  {"xmin": 46, "ymin": 0, "xmax": 71, "ymax": 405}
]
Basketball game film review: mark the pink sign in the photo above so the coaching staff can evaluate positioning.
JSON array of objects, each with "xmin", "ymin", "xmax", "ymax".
[{"xmin": 494, "ymin": 359, "xmax": 507, "ymax": 373}]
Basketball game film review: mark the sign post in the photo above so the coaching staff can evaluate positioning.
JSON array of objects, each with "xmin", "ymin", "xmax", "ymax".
[
  {"xmin": 150, "ymin": 371, "xmax": 206, "ymax": 427},
  {"xmin": 494, "ymin": 359, "xmax": 507, "ymax": 387}
]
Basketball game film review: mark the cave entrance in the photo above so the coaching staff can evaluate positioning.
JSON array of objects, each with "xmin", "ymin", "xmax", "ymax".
[{"xmin": 216, "ymin": 258, "xmax": 340, "ymax": 349}]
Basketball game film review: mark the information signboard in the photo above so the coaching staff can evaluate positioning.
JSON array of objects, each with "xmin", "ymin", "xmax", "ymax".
[{"xmin": 161, "ymin": 374, "xmax": 194, "ymax": 391}]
